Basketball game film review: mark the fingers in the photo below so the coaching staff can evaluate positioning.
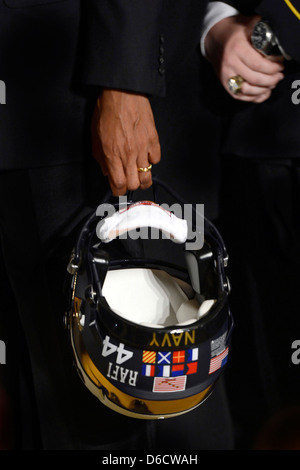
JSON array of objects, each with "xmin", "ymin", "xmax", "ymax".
[
  {"xmin": 226, "ymin": 69, "xmax": 284, "ymax": 102},
  {"xmin": 136, "ymin": 125, "xmax": 161, "ymax": 191},
  {"xmin": 239, "ymin": 48, "xmax": 284, "ymax": 77},
  {"xmin": 206, "ymin": 15, "xmax": 286, "ymax": 103},
  {"xmin": 92, "ymin": 90, "xmax": 161, "ymax": 196},
  {"xmin": 231, "ymin": 49, "xmax": 284, "ymax": 99},
  {"xmin": 118, "ymin": 112, "xmax": 160, "ymax": 194},
  {"xmin": 225, "ymin": 62, "xmax": 284, "ymax": 102},
  {"xmin": 225, "ymin": 48, "xmax": 284, "ymax": 101},
  {"xmin": 226, "ymin": 66, "xmax": 283, "ymax": 102},
  {"xmin": 229, "ymin": 86, "xmax": 272, "ymax": 103}
]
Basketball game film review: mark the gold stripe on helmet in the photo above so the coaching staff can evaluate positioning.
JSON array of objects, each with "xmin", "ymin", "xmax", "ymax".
[{"xmin": 71, "ymin": 315, "xmax": 212, "ymax": 419}]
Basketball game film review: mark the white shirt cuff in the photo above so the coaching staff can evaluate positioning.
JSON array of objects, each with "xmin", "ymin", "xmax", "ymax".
[{"xmin": 200, "ymin": 2, "xmax": 240, "ymax": 57}]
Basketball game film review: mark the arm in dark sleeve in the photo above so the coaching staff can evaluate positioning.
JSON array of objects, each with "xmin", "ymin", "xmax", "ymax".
[
  {"xmin": 80, "ymin": 0, "xmax": 166, "ymax": 96},
  {"xmin": 212, "ymin": 0, "xmax": 261, "ymax": 14}
]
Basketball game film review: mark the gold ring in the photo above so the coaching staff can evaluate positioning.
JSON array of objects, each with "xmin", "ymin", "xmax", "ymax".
[
  {"xmin": 227, "ymin": 75, "xmax": 244, "ymax": 95},
  {"xmin": 137, "ymin": 164, "xmax": 152, "ymax": 173}
]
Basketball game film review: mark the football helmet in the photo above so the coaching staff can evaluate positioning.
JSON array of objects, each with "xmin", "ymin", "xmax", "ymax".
[{"xmin": 65, "ymin": 178, "xmax": 233, "ymax": 419}]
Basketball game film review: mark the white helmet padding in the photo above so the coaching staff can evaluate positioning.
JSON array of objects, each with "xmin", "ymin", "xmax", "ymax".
[{"xmin": 102, "ymin": 267, "xmax": 216, "ymax": 328}]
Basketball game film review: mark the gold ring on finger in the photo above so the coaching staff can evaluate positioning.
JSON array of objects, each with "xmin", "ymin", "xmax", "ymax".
[
  {"xmin": 137, "ymin": 164, "xmax": 152, "ymax": 173},
  {"xmin": 227, "ymin": 75, "xmax": 245, "ymax": 95}
]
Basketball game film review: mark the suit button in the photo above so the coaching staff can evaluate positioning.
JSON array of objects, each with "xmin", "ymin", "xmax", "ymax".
[{"xmin": 158, "ymin": 34, "xmax": 165, "ymax": 75}]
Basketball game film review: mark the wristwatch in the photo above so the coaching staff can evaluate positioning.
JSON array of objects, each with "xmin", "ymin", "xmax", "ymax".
[{"xmin": 251, "ymin": 20, "xmax": 291, "ymax": 60}]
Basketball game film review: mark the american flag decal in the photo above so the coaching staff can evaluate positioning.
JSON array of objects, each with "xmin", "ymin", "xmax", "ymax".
[
  {"xmin": 209, "ymin": 347, "xmax": 229, "ymax": 374},
  {"xmin": 153, "ymin": 376, "xmax": 187, "ymax": 392}
]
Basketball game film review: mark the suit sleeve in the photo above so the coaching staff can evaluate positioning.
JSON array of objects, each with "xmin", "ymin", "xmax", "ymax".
[
  {"xmin": 80, "ymin": 0, "xmax": 166, "ymax": 97},
  {"xmin": 212, "ymin": 0, "xmax": 260, "ymax": 14}
]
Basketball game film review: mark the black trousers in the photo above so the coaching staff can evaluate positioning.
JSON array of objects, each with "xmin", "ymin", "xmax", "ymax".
[
  {"xmin": 0, "ymin": 162, "xmax": 234, "ymax": 450},
  {"xmin": 219, "ymin": 156, "xmax": 300, "ymax": 447}
]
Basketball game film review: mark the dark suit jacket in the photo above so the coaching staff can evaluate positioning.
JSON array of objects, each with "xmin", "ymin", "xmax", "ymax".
[
  {"xmin": 215, "ymin": 0, "xmax": 300, "ymax": 159},
  {"xmin": 0, "ymin": 0, "xmax": 166, "ymax": 170}
]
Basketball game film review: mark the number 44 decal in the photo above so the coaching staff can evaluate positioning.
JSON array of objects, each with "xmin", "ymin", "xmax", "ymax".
[{"xmin": 101, "ymin": 335, "xmax": 133, "ymax": 365}]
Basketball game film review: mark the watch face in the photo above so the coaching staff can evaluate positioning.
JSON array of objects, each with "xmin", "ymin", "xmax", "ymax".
[{"xmin": 251, "ymin": 22, "xmax": 268, "ymax": 50}]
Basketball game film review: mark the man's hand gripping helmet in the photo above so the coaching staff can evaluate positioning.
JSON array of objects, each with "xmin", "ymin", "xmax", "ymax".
[{"xmin": 65, "ymin": 179, "xmax": 233, "ymax": 419}]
